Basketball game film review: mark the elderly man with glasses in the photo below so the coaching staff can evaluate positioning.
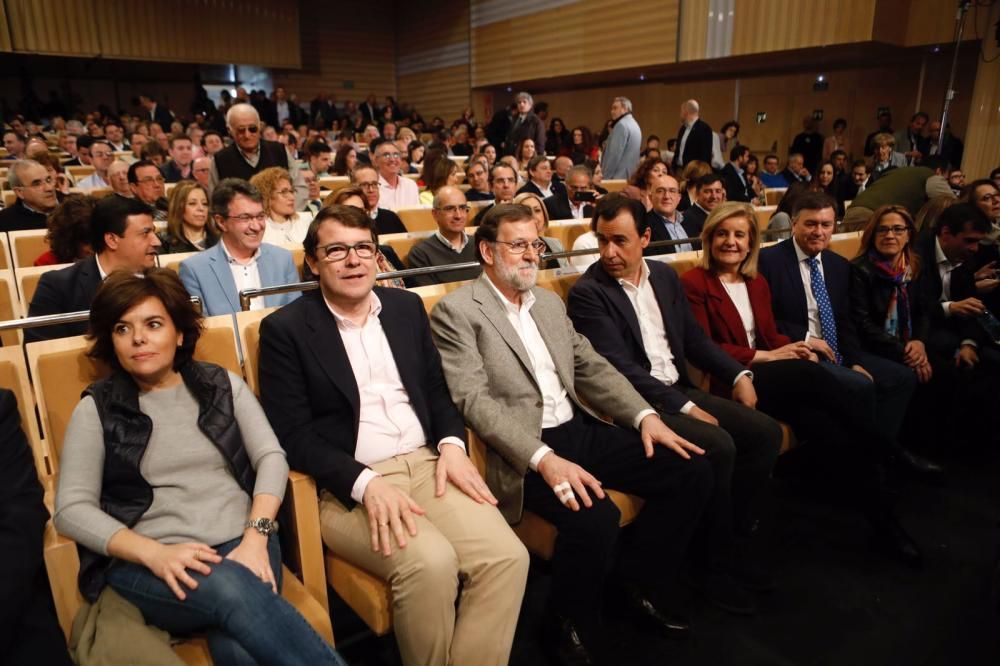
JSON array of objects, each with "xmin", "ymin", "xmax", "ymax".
[
  {"xmin": 406, "ymin": 186, "xmax": 482, "ymax": 287},
  {"xmin": 349, "ymin": 164, "xmax": 407, "ymax": 234},
  {"xmin": 370, "ymin": 137, "xmax": 420, "ymax": 211},
  {"xmin": 127, "ymin": 160, "xmax": 169, "ymax": 221},
  {"xmin": 179, "ymin": 178, "xmax": 300, "ymax": 316},
  {"xmin": 0, "ymin": 159, "xmax": 58, "ymax": 232}
]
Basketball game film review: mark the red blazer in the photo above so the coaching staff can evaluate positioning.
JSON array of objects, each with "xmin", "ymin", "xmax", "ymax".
[{"xmin": 680, "ymin": 266, "xmax": 790, "ymax": 369}]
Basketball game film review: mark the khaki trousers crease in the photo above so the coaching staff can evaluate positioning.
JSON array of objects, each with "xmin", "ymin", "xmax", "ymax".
[{"xmin": 319, "ymin": 447, "xmax": 529, "ymax": 666}]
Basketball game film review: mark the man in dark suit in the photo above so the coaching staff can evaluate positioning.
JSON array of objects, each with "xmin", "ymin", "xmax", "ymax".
[
  {"xmin": 258, "ymin": 204, "xmax": 528, "ymax": 666},
  {"xmin": 358, "ymin": 93, "xmax": 380, "ymax": 126},
  {"xmin": 758, "ymin": 192, "xmax": 938, "ymax": 481},
  {"xmin": 350, "ymin": 164, "xmax": 407, "ymax": 234},
  {"xmin": 682, "ymin": 173, "xmax": 727, "ymax": 245},
  {"xmin": 893, "ymin": 112, "xmax": 931, "ymax": 166},
  {"xmin": 672, "ymin": 99, "xmax": 713, "ymax": 170},
  {"xmin": 138, "ymin": 93, "xmax": 173, "ymax": 129},
  {"xmin": 567, "ymin": 195, "xmax": 782, "ymax": 615},
  {"xmin": 644, "ymin": 173, "xmax": 700, "ymax": 255},
  {"xmin": 544, "ymin": 164, "xmax": 595, "ymax": 221},
  {"xmin": 25, "ymin": 196, "xmax": 160, "ymax": 343},
  {"xmin": 721, "ymin": 145, "xmax": 753, "ymax": 203},
  {"xmin": 0, "ymin": 159, "xmax": 58, "ymax": 232},
  {"xmin": 780, "ymin": 153, "xmax": 811, "ymax": 185},
  {"xmin": 0, "ymin": 389, "xmax": 72, "ymax": 666},
  {"xmin": 503, "ymin": 92, "xmax": 545, "ymax": 157},
  {"xmin": 516, "ymin": 155, "xmax": 564, "ymax": 200}
]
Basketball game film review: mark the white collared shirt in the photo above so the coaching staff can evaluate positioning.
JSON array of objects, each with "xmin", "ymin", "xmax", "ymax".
[
  {"xmin": 569, "ymin": 198, "xmax": 587, "ymax": 219},
  {"xmin": 325, "ymin": 293, "xmax": 464, "ymax": 501},
  {"xmin": 793, "ymin": 240, "xmax": 825, "ymax": 340},
  {"xmin": 262, "ymin": 214, "xmax": 311, "ymax": 246},
  {"xmin": 532, "ymin": 180, "xmax": 553, "ymax": 199},
  {"xmin": 935, "ymin": 236, "xmax": 960, "ymax": 316},
  {"xmin": 221, "ymin": 240, "xmax": 264, "ymax": 311},
  {"xmin": 378, "ymin": 172, "xmax": 420, "ymax": 211},
  {"xmin": 434, "ymin": 231, "xmax": 470, "ymax": 252}
]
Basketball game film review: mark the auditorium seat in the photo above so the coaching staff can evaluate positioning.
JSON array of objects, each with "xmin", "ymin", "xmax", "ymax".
[
  {"xmin": 397, "ymin": 207, "xmax": 437, "ymax": 233},
  {"xmin": 0, "ymin": 269, "xmax": 21, "ymax": 346},
  {"xmin": 16, "ymin": 263, "xmax": 72, "ymax": 317},
  {"xmin": 65, "ymin": 165, "xmax": 95, "ymax": 180},
  {"xmin": 753, "ymin": 205, "xmax": 777, "ymax": 231},
  {"xmin": 0, "ymin": 232, "xmax": 11, "ymax": 270},
  {"xmin": 8, "ymin": 229, "xmax": 49, "ymax": 268},
  {"xmin": 26, "ymin": 320, "xmax": 335, "ymax": 660},
  {"xmin": 545, "ymin": 220, "xmax": 590, "ymax": 252},
  {"xmin": 765, "ymin": 188, "xmax": 787, "ymax": 206},
  {"xmin": 601, "ymin": 179, "xmax": 628, "ymax": 193},
  {"xmin": 0, "ymin": 344, "xmax": 47, "ymax": 480},
  {"xmin": 381, "ymin": 231, "xmax": 431, "ymax": 266}
]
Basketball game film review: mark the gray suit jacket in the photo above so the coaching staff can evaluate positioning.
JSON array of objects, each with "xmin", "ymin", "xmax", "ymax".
[{"xmin": 429, "ymin": 273, "xmax": 653, "ymax": 522}]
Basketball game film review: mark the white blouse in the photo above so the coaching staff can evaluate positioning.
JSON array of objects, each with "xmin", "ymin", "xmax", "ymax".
[{"xmin": 721, "ymin": 280, "xmax": 757, "ymax": 348}]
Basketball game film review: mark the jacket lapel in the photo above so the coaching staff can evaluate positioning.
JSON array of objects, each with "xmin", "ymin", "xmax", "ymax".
[
  {"xmin": 779, "ymin": 239, "xmax": 808, "ymax": 317},
  {"xmin": 594, "ymin": 265, "xmax": 644, "ymax": 351},
  {"xmin": 207, "ymin": 243, "xmax": 240, "ymax": 313},
  {"xmin": 705, "ymin": 271, "xmax": 749, "ymax": 345},
  {"xmin": 302, "ymin": 292, "xmax": 360, "ymax": 415},
  {"xmin": 472, "ymin": 275, "xmax": 537, "ymax": 386}
]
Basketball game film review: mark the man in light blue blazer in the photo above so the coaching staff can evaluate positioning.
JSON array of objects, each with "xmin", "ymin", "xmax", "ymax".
[{"xmin": 179, "ymin": 178, "xmax": 300, "ymax": 315}]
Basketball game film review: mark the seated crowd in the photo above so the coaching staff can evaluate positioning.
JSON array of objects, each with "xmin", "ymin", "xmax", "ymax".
[{"xmin": 3, "ymin": 88, "xmax": 1000, "ymax": 666}]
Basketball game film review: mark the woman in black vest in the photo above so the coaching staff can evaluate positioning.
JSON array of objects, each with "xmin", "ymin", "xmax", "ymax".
[{"xmin": 54, "ymin": 269, "xmax": 343, "ymax": 665}]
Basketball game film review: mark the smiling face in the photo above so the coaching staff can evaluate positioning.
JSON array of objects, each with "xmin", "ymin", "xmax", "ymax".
[
  {"xmin": 467, "ymin": 162, "xmax": 488, "ymax": 191},
  {"xmin": 791, "ymin": 206, "xmax": 836, "ymax": 256},
  {"xmin": 432, "ymin": 187, "xmax": 470, "ymax": 235},
  {"xmin": 697, "ymin": 180, "xmax": 726, "ymax": 211},
  {"xmin": 183, "ymin": 187, "xmax": 209, "ymax": 230},
  {"xmin": 269, "ymin": 177, "xmax": 296, "ymax": 218},
  {"xmin": 305, "ymin": 218, "xmax": 378, "ymax": 310},
  {"xmin": 216, "ymin": 193, "xmax": 265, "ymax": 259},
  {"xmin": 649, "ymin": 174, "xmax": 681, "ymax": 218},
  {"xmin": 871, "ymin": 211, "xmax": 911, "ymax": 262},
  {"xmin": 107, "ymin": 213, "xmax": 161, "ymax": 270},
  {"xmin": 710, "ymin": 216, "xmax": 752, "ymax": 273},
  {"xmin": 111, "ymin": 296, "xmax": 183, "ymax": 387}
]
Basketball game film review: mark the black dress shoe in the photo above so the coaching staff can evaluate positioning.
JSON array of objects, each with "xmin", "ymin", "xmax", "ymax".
[
  {"xmin": 540, "ymin": 613, "xmax": 599, "ymax": 666},
  {"xmin": 614, "ymin": 584, "xmax": 691, "ymax": 639},
  {"xmin": 868, "ymin": 512, "xmax": 923, "ymax": 569},
  {"xmin": 892, "ymin": 447, "xmax": 944, "ymax": 479}
]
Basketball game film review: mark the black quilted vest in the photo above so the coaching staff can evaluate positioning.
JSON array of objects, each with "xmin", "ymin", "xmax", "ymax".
[
  {"xmin": 77, "ymin": 361, "xmax": 255, "ymax": 602},
  {"xmin": 213, "ymin": 139, "xmax": 289, "ymax": 182}
]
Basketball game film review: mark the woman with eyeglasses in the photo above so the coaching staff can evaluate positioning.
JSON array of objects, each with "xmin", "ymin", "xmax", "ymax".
[
  {"xmin": 54, "ymin": 269, "xmax": 345, "ymax": 665},
  {"xmin": 250, "ymin": 167, "xmax": 312, "ymax": 245},
  {"xmin": 159, "ymin": 181, "xmax": 219, "ymax": 254}
]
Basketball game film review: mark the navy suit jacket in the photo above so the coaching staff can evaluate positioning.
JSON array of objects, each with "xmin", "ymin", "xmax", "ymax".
[
  {"xmin": 25, "ymin": 255, "xmax": 102, "ymax": 343},
  {"xmin": 258, "ymin": 288, "xmax": 467, "ymax": 507},
  {"xmin": 567, "ymin": 259, "xmax": 745, "ymax": 414},
  {"xmin": 644, "ymin": 209, "xmax": 702, "ymax": 256},
  {"xmin": 721, "ymin": 163, "xmax": 752, "ymax": 202},
  {"xmin": 178, "ymin": 241, "xmax": 300, "ymax": 316},
  {"xmin": 544, "ymin": 193, "xmax": 593, "ymax": 222},
  {"xmin": 758, "ymin": 238, "xmax": 862, "ymax": 365}
]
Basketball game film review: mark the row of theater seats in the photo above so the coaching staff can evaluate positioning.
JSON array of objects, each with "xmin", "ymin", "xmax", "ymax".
[{"xmin": 0, "ymin": 229, "xmax": 864, "ymax": 663}]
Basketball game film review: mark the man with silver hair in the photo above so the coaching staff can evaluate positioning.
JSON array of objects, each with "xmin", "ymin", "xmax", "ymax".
[
  {"xmin": 673, "ymin": 98, "xmax": 714, "ymax": 169},
  {"xmin": 503, "ymin": 91, "xmax": 545, "ymax": 158},
  {"xmin": 0, "ymin": 159, "xmax": 58, "ymax": 231},
  {"xmin": 210, "ymin": 102, "xmax": 306, "ymax": 208},
  {"xmin": 601, "ymin": 96, "xmax": 642, "ymax": 180}
]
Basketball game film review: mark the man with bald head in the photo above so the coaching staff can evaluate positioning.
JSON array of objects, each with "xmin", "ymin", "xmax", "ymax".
[
  {"xmin": 407, "ymin": 186, "xmax": 482, "ymax": 287},
  {"xmin": 673, "ymin": 99, "xmax": 714, "ymax": 169},
  {"xmin": 0, "ymin": 160, "xmax": 58, "ymax": 231},
  {"xmin": 644, "ymin": 173, "xmax": 699, "ymax": 256}
]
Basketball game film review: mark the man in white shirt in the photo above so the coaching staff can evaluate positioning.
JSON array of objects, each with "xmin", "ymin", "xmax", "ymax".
[
  {"xmin": 517, "ymin": 155, "xmax": 561, "ymax": 199},
  {"xmin": 258, "ymin": 204, "xmax": 528, "ymax": 666},
  {"xmin": 372, "ymin": 138, "xmax": 419, "ymax": 211},
  {"xmin": 77, "ymin": 140, "xmax": 114, "ymax": 190},
  {"xmin": 430, "ymin": 203, "xmax": 714, "ymax": 663},
  {"xmin": 568, "ymin": 195, "xmax": 782, "ymax": 616}
]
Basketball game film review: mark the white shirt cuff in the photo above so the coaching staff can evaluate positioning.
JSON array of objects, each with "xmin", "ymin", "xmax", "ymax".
[
  {"xmin": 678, "ymin": 402, "xmax": 696, "ymax": 416},
  {"xmin": 436, "ymin": 437, "xmax": 466, "ymax": 454},
  {"xmin": 804, "ymin": 331, "xmax": 814, "ymax": 342},
  {"xmin": 942, "ymin": 301, "xmax": 953, "ymax": 318},
  {"xmin": 960, "ymin": 339, "xmax": 978, "ymax": 349},
  {"xmin": 633, "ymin": 408, "xmax": 658, "ymax": 429},
  {"xmin": 529, "ymin": 445, "xmax": 554, "ymax": 471},
  {"xmin": 350, "ymin": 469, "xmax": 380, "ymax": 504},
  {"xmin": 733, "ymin": 370, "xmax": 753, "ymax": 385}
]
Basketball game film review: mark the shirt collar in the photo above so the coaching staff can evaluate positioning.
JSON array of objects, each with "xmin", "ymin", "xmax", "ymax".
[
  {"xmin": 324, "ymin": 291, "xmax": 381, "ymax": 329},
  {"xmin": 237, "ymin": 144, "xmax": 261, "ymax": 161},
  {"xmin": 792, "ymin": 238, "xmax": 820, "ymax": 264},
  {"xmin": 221, "ymin": 238, "xmax": 261, "ymax": 265},
  {"xmin": 95, "ymin": 254, "xmax": 109, "ymax": 280},
  {"xmin": 484, "ymin": 273, "xmax": 535, "ymax": 315},
  {"xmin": 934, "ymin": 236, "xmax": 959, "ymax": 268},
  {"xmin": 617, "ymin": 258, "xmax": 650, "ymax": 290},
  {"xmin": 434, "ymin": 230, "xmax": 469, "ymax": 252},
  {"xmin": 20, "ymin": 199, "xmax": 48, "ymax": 215}
]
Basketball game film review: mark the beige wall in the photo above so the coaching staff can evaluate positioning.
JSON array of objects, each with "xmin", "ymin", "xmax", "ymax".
[{"xmin": 396, "ymin": 1, "xmax": 471, "ymax": 123}]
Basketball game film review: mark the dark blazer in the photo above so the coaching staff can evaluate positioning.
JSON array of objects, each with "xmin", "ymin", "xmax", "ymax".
[
  {"xmin": 644, "ymin": 209, "xmax": 701, "ymax": 256},
  {"xmin": 721, "ymin": 163, "xmax": 753, "ymax": 202},
  {"xmin": 758, "ymin": 238, "xmax": 863, "ymax": 365},
  {"xmin": 374, "ymin": 208, "xmax": 406, "ymax": 235},
  {"xmin": 849, "ymin": 254, "xmax": 930, "ymax": 363},
  {"xmin": 149, "ymin": 104, "xmax": 174, "ymax": 129},
  {"xmin": 672, "ymin": 118, "xmax": 713, "ymax": 168},
  {"xmin": 516, "ymin": 180, "xmax": 565, "ymax": 200},
  {"xmin": 781, "ymin": 167, "xmax": 809, "ymax": 184},
  {"xmin": 544, "ymin": 193, "xmax": 593, "ymax": 222},
  {"xmin": 567, "ymin": 259, "xmax": 745, "ymax": 414},
  {"xmin": 25, "ymin": 255, "xmax": 102, "ymax": 343},
  {"xmin": 911, "ymin": 230, "xmax": 981, "ymax": 352},
  {"xmin": 159, "ymin": 159, "xmax": 191, "ymax": 183},
  {"xmin": 465, "ymin": 189, "xmax": 494, "ymax": 202},
  {"xmin": 258, "ymin": 288, "xmax": 467, "ymax": 507},
  {"xmin": 0, "ymin": 199, "xmax": 48, "ymax": 233},
  {"xmin": 504, "ymin": 112, "xmax": 545, "ymax": 157},
  {"xmin": 680, "ymin": 204, "xmax": 709, "ymax": 244}
]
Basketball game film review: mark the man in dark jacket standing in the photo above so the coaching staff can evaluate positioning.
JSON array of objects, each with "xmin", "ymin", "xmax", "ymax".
[{"xmin": 503, "ymin": 92, "xmax": 545, "ymax": 157}]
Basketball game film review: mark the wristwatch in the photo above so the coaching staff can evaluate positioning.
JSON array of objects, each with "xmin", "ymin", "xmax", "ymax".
[{"xmin": 245, "ymin": 517, "xmax": 279, "ymax": 536}]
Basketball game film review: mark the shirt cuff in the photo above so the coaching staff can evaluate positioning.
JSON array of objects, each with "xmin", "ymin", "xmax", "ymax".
[
  {"xmin": 678, "ymin": 402, "xmax": 696, "ymax": 416},
  {"xmin": 436, "ymin": 437, "xmax": 466, "ymax": 454},
  {"xmin": 960, "ymin": 339, "xmax": 978, "ymax": 349},
  {"xmin": 733, "ymin": 370, "xmax": 753, "ymax": 385},
  {"xmin": 942, "ymin": 302, "xmax": 953, "ymax": 318},
  {"xmin": 633, "ymin": 408, "xmax": 658, "ymax": 429},
  {"xmin": 529, "ymin": 445, "xmax": 554, "ymax": 471},
  {"xmin": 350, "ymin": 469, "xmax": 380, "ymax": 504}
]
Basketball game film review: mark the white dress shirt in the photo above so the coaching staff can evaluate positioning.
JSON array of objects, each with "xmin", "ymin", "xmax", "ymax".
[
  {"xmin": 433, "ymin": 231, "xmax": 470, "ymax": 252},
  {"xmin": 721, "ymin": 280, "xmax": 756, "ymax": 348},
  {"xmin": 531, "ymin": 180, "xmax": 553, "ymax": 199},
  {"xmin": 221, "ymin": 240, "xmax": 264, "ymax": 311},
  {"xmin": 77, "ymin": 173, "xmax": 109, "ymax": 190},
  {"xmin": 262, "ymin": 214, "xmax": 311, "ymax": 246},
  {"xmin": 378, "ymin": 173, "xmax": 421, "ymax": 211},
  {"xmin": 328, "ymin": 293, "xmax": 464, "ymax": 501},
  {"xmin": 935, "ymin": 236, "xmax": 960, "ymax": 316},
  {"xmin": 568, "ymin": 199, "xmax": 588, "ymax": 219},
  {"xmin": 793, "ymin": 240, "xmax": 825, "ymax": 340}
]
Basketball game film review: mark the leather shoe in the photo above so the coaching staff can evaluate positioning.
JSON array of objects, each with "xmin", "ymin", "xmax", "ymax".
[
  {"xmin": 613, "ymin": 584, "xmax": 691, "ymax": 639},
  {"xmin": 868, "ymin": 512, "xmax": 923, "ymax": 569},
  {"xmin": 703, "ymin": 572, "xmax": 758, "ymax": 615},
  {"xmin": 892, "ymin": 447, "xmax": 944, "ymax": 479},
  {"xmin": 540, "ymin": 613, "xmax": 599, "ymax": 666}
]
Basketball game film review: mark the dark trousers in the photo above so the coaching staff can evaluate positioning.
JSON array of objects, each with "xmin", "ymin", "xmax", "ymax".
[
  {"xmin": 525, "ymin": 412, "xmax": 714, "ymax": 630},
  {"xmin": 659, "ymin": 386, "xmax": 783, "ymax": 572}
]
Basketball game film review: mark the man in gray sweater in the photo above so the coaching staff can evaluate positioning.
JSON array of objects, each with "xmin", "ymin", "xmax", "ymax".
[{"xmin": 406, "ymin": 186, "xmax": 482, "ymax": 287}]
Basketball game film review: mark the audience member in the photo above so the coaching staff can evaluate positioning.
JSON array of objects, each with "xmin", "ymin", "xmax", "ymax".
[
  {"xmin": 324, "ymin": 185, "xmax": 407, "ymax": 286},
  {"xmin": 504, "ymin": 92, "xmax": 546, "ymax": 157},
  {"xmin": 407, "ymin": 186, "xmax": 481, "ymax": 287},
  {"xmin": 430, "ymin": 203, "xmax": 714, "ymax": 664},
  {"xmin": 54, "ymin": 269, "xmax": 344, "ymax": 665},
  {"xmin": 201, "ymin": 129, "xmax": 224, "ymax": 156},
  {"xmin": 307, "ymin": 140, "xmax": 333, "ymax": 178},
  {"xmin": 683, "ymin": 173, "xmax": 727, "ymax": 242},
  {"xmin": 258, "ymin": 204, "xmax": 527, "ymax": 666},
  {"xmin": 570, "ymin": 126, "xmax": 598, "ymax": 165},
  {"xmin": 33, "ymin": 194, "xmax": 95, "ymax": 266},
  {"xmin": 331, "ymin": 145, "xmax": 358, "ymax": 177},
  {"xmin": 0, "ymin": 159, "xmax": 57, "ymax": 232},
  {"xmin": 870, "ymin": 133, "xmax": 907, "ymax": 184},
  {"xmin": 927, "ymin": 120, "xmax": 964, "ymax": 169},
  {"xmin": 644, "ymin": 172, "xmax": 697, "ymax": 256},
  {"xmin": 601, "ymin": 97, "xmax": 642, "ymax": 180},
  {"xmin": 160, "ymin": 134, "xmax": 195, "ymax": 182},
  {"xmin": 518, "ymin": 155, "xmax": 562, "ymax": 199},
  {"xmin": 673, "ymin": 99, "xmax": 713, "ymax": 169},
  {"xmin": 419, "ymin": 158, "xmax": 460, "ymax": 206},
  {"xmin": 465, "ymin": 158, "xmax": 493, "ymax": 202},
  {"xmin": 179, "ymin": 178, "xmax": 300, "ymax": 315},
  {"xmin": 78, "ymin": 140, "xmax": 115, "ymax": 190},
  {"xmin": 864, "ymin": 111, "xmax": 894, "ymax": 157},
  {"xmin": 545, "ymin": 164, "xmax": 597, "ymax": 221},
  {"xmin": 127, "ymin": 160, "xmax": 168, "ymax": 221},
  {"xmin": 759, "ymin": 154, "xmax": 788, "ymax": 188},
  {"xmin": 138, "ymin": 92, "xmax": 174, "ymax": 127},
  {"xmin": 894, "ymin": 112, "xmax": 930, "ymax": 166},
  {"xmin": 513, "ymin": 191, "xmax": 568, "ymax": 269},
  {"xmin": 26, "ymin": 196, "xmax": 160, "ymax": 343},
  {"xmin": 348, "ymin": 164, "xmax": 406, "ymax": 234},
  {"xmin": 2, "ymin": 129, "xmax": 27, "ymax": 160},
  {"xmin": 721, "ymin": 145, "xmax": 753, "ymax": 202},
  {"xmin": 372, "ymin": 138, "xmax": 420, "ymax": 210},
  {"xmin": 823, "ymin": 118, "xmax": 848, "ymax": 161},
  {"xmin": 159, "ymin": 180, "xmax": 218, "ymax": 253},
  {"xmin": 780, "ymin": 153, "xmax": 811, "ymax": 185},
  {"xmin": 106, "ymin": 159, "xmax": 132, "ymax": 198},
  {"xmin": 790, "ymin": 117, "xmax": 824, "ymax": 174},
  {"xmin": 251, "ymin": 167, "xmax": 312, "ymax": 245}
]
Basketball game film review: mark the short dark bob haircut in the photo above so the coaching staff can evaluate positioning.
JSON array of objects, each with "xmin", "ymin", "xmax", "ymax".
[{"xmin": 86, "ymin": 268, "xmax": 202, "ymax": 372}]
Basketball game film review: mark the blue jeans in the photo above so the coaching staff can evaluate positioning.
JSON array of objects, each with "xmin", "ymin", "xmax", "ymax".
[
  {"xmin": 819, "ymin": 351, "xmax": 916, "ymax": 447},
  {"xmin": 106, "ymin": 534, "xmax": 344, "ymax": 666}
]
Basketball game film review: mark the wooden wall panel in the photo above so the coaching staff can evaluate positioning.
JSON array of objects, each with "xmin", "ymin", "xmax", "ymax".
[
  {"xmin": 678, "ymin": 0, "xmax": 710, "ymax": 62},
  {"xmin": 3, "ymin": 0, "xmax": 299, "ymax": 67},
  {"xmin": 874, "ymin": 0, "xmax": 993, "ymax": 47},
  {"xmin": 274, "ymin": 0, "xmax": 395, "ymax": 104},
  {"xmin": 731, "ymin": 0, "xmax": 875, "ymax": 56},
  {"xmin": 398, "ymin": 65, "xmax": 471, "ymax": 124},
  {"xmin": 471, "ymin": 0, "xmax": 679, "ymax": 88},
  {"xmin": 962, "ymin": 55, "xmax": 1000, "ymax": 178}
]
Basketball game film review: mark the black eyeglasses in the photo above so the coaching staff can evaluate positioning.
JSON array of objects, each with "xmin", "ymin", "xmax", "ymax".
[{"xmin": 319, "ymin": 241, "xmax": 378, "ymax": 262}]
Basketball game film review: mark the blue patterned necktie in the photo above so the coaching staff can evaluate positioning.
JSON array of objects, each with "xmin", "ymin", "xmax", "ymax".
[{"xmin": 807, "ymin": 256, "xmax": 842, "ymax": 365}]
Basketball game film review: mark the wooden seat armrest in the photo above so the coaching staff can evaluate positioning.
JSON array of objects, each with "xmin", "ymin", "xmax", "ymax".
[
  {"xmin": 280, "ymin": 564, "xmax": 335, "ymax": 646},
  {"xmin": 283, "ymin": 471, "xmax": 330, "ymax": 614}
]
